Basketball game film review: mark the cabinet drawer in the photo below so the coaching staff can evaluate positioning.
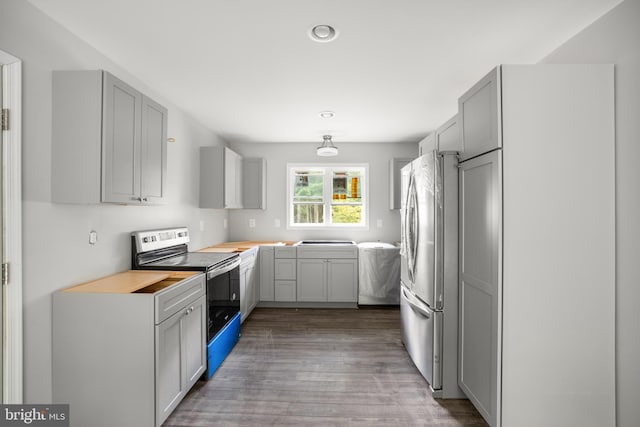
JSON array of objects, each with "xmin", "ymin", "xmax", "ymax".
[
  {"xmin": 296, "ymin": 245, "xmax": 358, "ymax": 259},
  {"xmin": 275, "ymin": 281, "xmax": 296, "ymax": 302},
  {"xmin": 275, "ymin": 247, "xmax": 296, "ymax": 258},
  {"xmin": 275, "ymin": 258, "xmax": 296, "ymax": 280},
  {"xmin": 155, "ymin": 274, "xmax": 205, "ymax": 324}
]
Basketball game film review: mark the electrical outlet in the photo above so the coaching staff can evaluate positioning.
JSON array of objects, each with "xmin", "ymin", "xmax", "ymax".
[
  {"xmin": 377, "ymin": 219, "xmax": 383, "ymax": 228},
  {"xmin": 89, "ymin": 230, "xmax": 98, "ymax": 245},
  {"xmin": 274, "ymin": 219, "xmax": 281, "ymax": 228},
  {"xmin": 199, "ymin": 220, "xmax": 205, "ymax": 232},
  {"xmin": 249, "ymin": 219, "xmax": 256, "ymax": 228},
  {"xmin": 223, "ymin": 218, "xmax": 228, "ymax": 229}
]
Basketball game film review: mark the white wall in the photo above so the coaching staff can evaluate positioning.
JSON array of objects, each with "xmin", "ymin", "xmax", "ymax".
[
  {"xmin": 0, "ymin": 0, "xmax": 229, "ymax": 403},
  {"xmin": 541, "ymin": 1, "xmax": 640, "ymax": 425},
  {"xmin": 228, "ymin": 141, "xmax": 417, "ymax": 243}
]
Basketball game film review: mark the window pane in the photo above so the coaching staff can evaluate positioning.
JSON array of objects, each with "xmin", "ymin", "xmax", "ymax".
[
  {"xmin": 294, "ymin": 204, "xmax": 324, "ymax": 224},
  {"xmin": 331, "ymin": 205, "xmax": 361, "ymax": 224},
  {"xmin": 332, "ymin": 170, "xmax": 362, "ymax": 203},
  {"xmin": 294, "ymin": 171, "xmax": 324, "ymax": 203}
]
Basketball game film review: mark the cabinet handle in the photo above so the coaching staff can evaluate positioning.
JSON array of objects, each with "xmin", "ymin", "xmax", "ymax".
[{"xmin": 142, "ymin": 197, "xmax": 148, "ymax": 202}]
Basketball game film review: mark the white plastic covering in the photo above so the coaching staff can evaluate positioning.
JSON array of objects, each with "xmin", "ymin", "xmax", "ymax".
[{"xmin": 357, "ymin": 242, "xmax": 401, "ymax": 304}]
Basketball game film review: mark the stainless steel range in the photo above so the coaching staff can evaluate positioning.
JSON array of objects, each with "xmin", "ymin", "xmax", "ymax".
[{"xmin": 131, "ymin": 227, "xmax": 241, "ymax": 378}]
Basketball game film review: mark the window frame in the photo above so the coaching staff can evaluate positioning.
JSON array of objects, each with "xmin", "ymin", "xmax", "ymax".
[{"xmin": 286, "ymin": 163, "xmax": 369, "ymax": 230}]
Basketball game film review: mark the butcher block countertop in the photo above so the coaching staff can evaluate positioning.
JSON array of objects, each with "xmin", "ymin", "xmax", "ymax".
[
  {"xmin": 198, "ymin": 240, "xmax": 295, "ymax": 253},
  {"xmin": 61, "ymin": 270, "xmax": 200, "ymax": 294}
]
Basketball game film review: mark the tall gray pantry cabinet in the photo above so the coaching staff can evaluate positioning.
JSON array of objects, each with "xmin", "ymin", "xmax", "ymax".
[
  {"xmin": 52, "ymin": 70, "xmax": 167, "ymax": 204},
  {"xmin": 457, "ymin": 65, "xmax": 615, "ymax": 427}
]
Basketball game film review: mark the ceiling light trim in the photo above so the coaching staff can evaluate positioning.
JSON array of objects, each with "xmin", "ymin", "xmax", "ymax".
[
  {"xmin": 319, "ymin": 111, "xmax": 335, "ymax": 119},
  {"xmin": 308, "ymin": 25, "xmax": 339, "ymax": 43}
]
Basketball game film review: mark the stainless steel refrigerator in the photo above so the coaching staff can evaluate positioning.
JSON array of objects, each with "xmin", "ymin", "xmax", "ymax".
[{"xmin": 400, "ymin": 150, "xmax": 463, "ymax": 398}]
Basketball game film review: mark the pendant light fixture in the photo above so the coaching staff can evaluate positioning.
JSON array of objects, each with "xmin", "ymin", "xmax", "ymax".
[{"xmin": 317, "ymin": 134, "xmax": 338, "ymax": 156}]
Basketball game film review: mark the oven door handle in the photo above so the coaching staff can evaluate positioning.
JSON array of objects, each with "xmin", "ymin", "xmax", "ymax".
[{"xmin": 207, "ymin": 257, "xmax": 241, "ymax": 280}]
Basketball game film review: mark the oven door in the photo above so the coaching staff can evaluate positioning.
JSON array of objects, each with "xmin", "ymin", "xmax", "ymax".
[{"xmin": 206, "ymin": 257, "xmax": 241, "ymax": 341}]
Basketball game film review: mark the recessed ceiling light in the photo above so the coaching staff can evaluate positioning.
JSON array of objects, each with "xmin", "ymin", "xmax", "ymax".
[
  {"xmin": 319, "ymin": 111, "xmax": 335, "ymax": 119},
  {"xmin": 309, "ymin": 25, "xmax": 338, "ymax": 43}
]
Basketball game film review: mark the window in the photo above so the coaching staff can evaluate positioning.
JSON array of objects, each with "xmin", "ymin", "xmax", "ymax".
[{"xmin": 287, "ymin": 164, "xmax": 368, "ymax": 229}]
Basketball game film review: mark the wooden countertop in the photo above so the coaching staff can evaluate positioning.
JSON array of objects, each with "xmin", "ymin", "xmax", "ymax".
[
  {"xmin": 62, "ymin": 270, "xmax": 199, "ymax": 294},
  {"xmin": 198, "ymin": 240, "xmax": 295, "ymax": 253}
]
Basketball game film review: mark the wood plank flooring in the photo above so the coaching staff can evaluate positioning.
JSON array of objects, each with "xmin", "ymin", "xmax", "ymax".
[{"xmin": 163, "ymin": 307, "xmax": 487, "ymax": 426}]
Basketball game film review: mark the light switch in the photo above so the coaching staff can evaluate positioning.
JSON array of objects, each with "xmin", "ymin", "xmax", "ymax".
[
  {"xmin": 89, "ymin": 230, "xmax": 98, "ymax": 245},
  {"xmin": 249, "ymin": 219, "xmax": 256, "ymax": 228},
  {"xmin": 376, "ymin": 219, "xmax": 383, "ymax": 228},
  {"xmin": 223, "ymin": 219, "xmax": 228, "ymax": 229},
  {"xmin": 274, "ymin": 219, "xmax": 281, "ymax": 228}
]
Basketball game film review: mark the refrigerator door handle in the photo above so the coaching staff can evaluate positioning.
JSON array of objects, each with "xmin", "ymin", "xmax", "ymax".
[
  {"xmin": 405, "ymin": 173, "xmax": 417, "ymax": 284},
  {"xmin": 402, "ymin": 286, "xmax": 432, "ymax": 319},
  {"xmin": 408, "ymin": 173, "xmax": 420, "ymax": 283}
]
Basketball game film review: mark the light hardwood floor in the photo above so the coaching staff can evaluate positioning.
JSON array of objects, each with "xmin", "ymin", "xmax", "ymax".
[{"xmin": 163, "ymin": 307, "xmax": 487, "ymax": 426}]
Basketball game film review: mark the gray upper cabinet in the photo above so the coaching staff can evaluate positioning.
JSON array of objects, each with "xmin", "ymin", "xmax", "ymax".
[
  {"xmin": 242, "ymin": 157, "xmax": 266, "ymax": 209},
  {"xmin": 458, "ymin": 67, "xmax": 501, "ymax": 161},
  {"xmin": 389, "ymin": 157, "xmax": 413, "ymax": 210},
  {"xmin": 52, "ymin": 70, "xmax": 167, "ymax": 204},
  {"xmin": 435, "ymin": 114, "xmax": 461, "ymax": 153},
  {"xmin": 140, "ymin": 95, "xmax": 168, "ymax": 204},
  {"xmin": 418, "ymin": 133, "xmax": 435, "ymax": 156},
  {"xmin": 200, "ymin": 146, "xmax": 244, "ymax": 209}
]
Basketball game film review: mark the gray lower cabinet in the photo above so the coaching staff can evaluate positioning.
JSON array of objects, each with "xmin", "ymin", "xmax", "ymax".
[
  {"xmin": 259, "ymin": 246, "xmax": 275, "ymax": 301},
  {"xmin": 52, "ymin": 70, "xmax": 167, "ymax": 204},
  {"xmin": 297, "ymin": 258, "xmax": 358, "ymax": 302},
  {"xmin": 240, "ymin": 247, "xmax": 259, "ymax": 322},
  {"xmin": 53, "ymin": 272, "xmax": 206, "ymax": 427},
  {"xmin": 296, "ymin": 245, "xmax": 358, "ymax": 303},
  {"xmin": 296, "ymin": 258, "xmax": 327, "ymax": 301},
  {"xmin": 274, "ymin": 249, "xmax": 297, "ymax": 301},
  {"xmin": 156, "ymin": 295, "xmax": 206, "ymax": 424}
]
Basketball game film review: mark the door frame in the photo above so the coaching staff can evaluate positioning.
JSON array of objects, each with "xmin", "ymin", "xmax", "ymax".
[{"xmin": 0, "ymin": 49, "xmax": 23, "ymax": 404}]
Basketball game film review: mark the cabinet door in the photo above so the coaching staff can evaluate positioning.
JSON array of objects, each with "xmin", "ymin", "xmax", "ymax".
[
  {"xmin": 297, "ymin": 259, "xmax": 327, "ymax": 301},
  {"xmin": 389, "ymin": 158, "xmax": 413, "ymax": 210},
  {"xmin": 259, "ymin": 247, "xmax": 275, "ymax": 301},
  {"xmin": 458, "ymin": 150, "xmax": 502, "ymax": 426},
  {"xmin": 418, "ymin": 134, "xmax": 435, "ymax": 157},
  {"xmin": 247, "ymin": 265, "xmax": 258, "ymax": 313},
  {"xmin": 102, "ymin": 72, "xmax": 142, "ymax": 203},
  {"xmin": 240, "ymin": 264, "xmax": 249, "ymax": 322},
  {"xmin": 156, "ymin": 310, "xmax": 184, "ymax": 426},
  {"xmin": 183, "ymin": 296, "xmax": 206, "ymax": 389},
  {"xmin": 240, "ymin": 262, "xmax": 257, "ymax": 322},
  {"xmin": 458, "ymin": 67, "xmax": 501, "ymax": 161},
  {"xmin": 327, "ymin": 259, "xmax": 357, "ymax": 302},
  {"xmin": 243, "ymin": 158, "xmax": 266, "ymax": 209},
  {"xmin": 224, "ymin": 148, "xmax": 243, "ymax": 208},
  {"xmin": 436, "ymin": 114, "xmax": 461, "ymax": 153},
  {"xmin": 140, "ymin": 95, "xmax": 167, "ymax": 204}
]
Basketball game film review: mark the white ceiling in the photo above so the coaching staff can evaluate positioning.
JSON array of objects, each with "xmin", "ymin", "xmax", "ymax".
[{"xmin": 27, "ymin": 0, "xmax": 621, "ymax": 144}]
